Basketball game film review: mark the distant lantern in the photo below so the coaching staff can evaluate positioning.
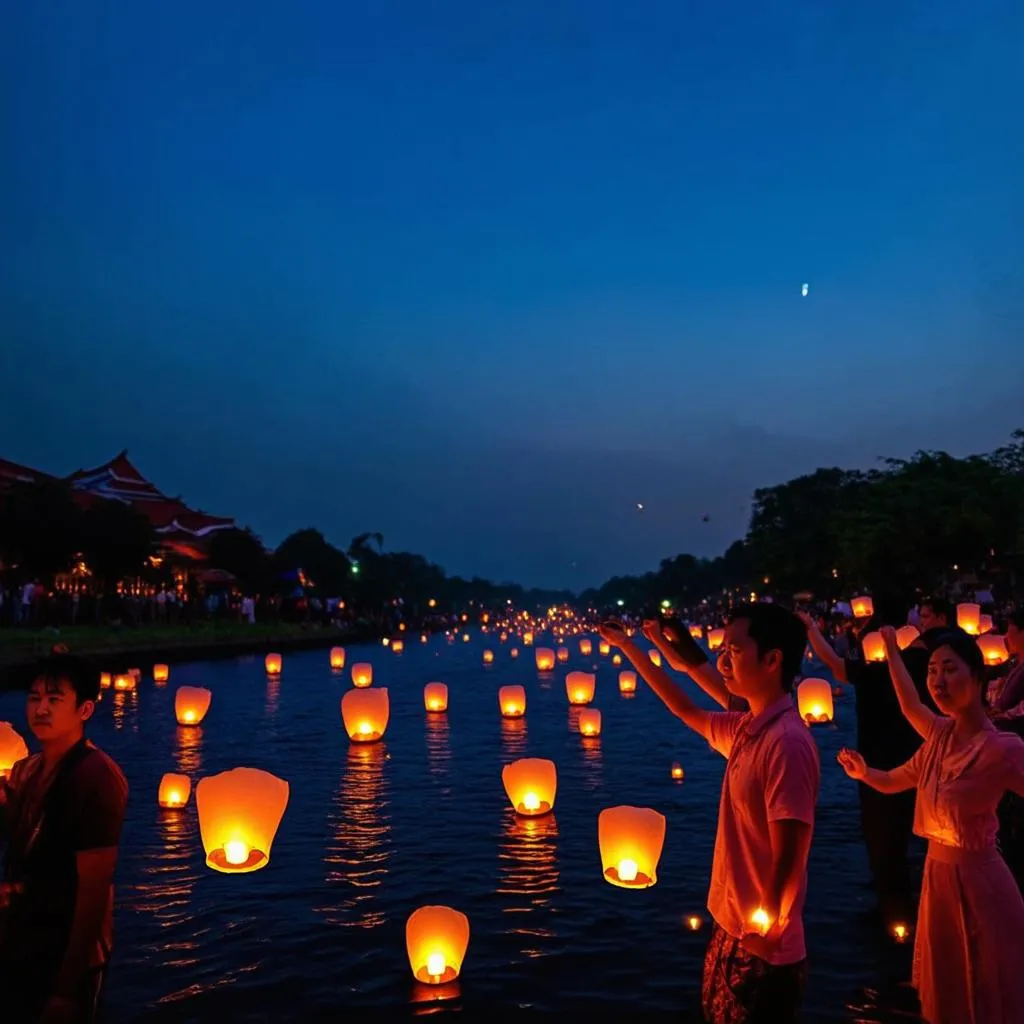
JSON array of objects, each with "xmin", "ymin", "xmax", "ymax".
[
  {"xmin": 671, "ymin": 762, "xmax": 684, "ymax": 781},
  {"xmin": 648, "ymin": 649, "xmax": 662, "ymax": 667},
  {"xmin": 686, "ymin": 914, "xmax": 703, "ymax": 931},
  {"xmin": 578, "ymin": 709, "xmax": 602, "ymax": 737},
  {"xmin": 483, "ymin": 650, "xmax": 495, "ymax": 665},
  {"xmin": 0, "ymin": 722, "xmax": 28, "ymax": 778},
  {"xmin": 153, "ymin": 664, "xmax": 170, "ymax": 684},
  {"xmin": 406, "ymin": 905, "xmax": 470, "ymax": 985},
  {"xmin": 420, "ymin": 633, "xmax": 429, "ymax": 644},
  {"xmin": 510, "ymin": 647, "xmax": 519, "ymax": 659},
  {"xmin": 351, "ymin": 663, "xmax": 373, "ymax": 688},
  {"xmin": 707, "ymin": 628, "xmax": 725, "ymax": 650},
  {"xmin": 556, "ymin": 647, "xmax": 570, "ymax": 664},
  {"xmin": 978, "ymin": 614, "xmax": 993, "ymax": 635},
  {"xmin": 341, "ymin": 687, "xmax": 390, "ymax": 743},
  {"xmin": 158, "ymin": 772, "xmax": 192, "ymax": 809},
  {"xmin": 535, "ymin": 648, "xmax": 556, "ymax": 673},
  {"xmin": 618, "ymin": 671, "xmax": 637, "ymax": 695},
  {"xmin": 392, "ymin": 639, "xmax": 405, "ymax": 654},
  {"xmin": 330, "ymin": 647, "xmax": 346, "ymax": 670},
  {"xmin": 196, "ymin": 767, "xmax": 289, "ymax": 874},
  {"xmin": 896, "ymin": 625, "xmax": 920, "ymax": 650},
  {"xmin": 797, "ymin": 678, "xmax": 833, "ymax": 724},
  {"xmin": 499, "ymin": 685, "xmax": 526, "ymax": 718},
  {"xmin": 113, "ymin": 673, "xmax": 135, "ymax": 692},
  {"xmin": 861, "ymin": 632, "xmax": 886, "ymax": 663},
  {"xmin": 978, "ymin": 634, "xmax": 1010, "ymax": 666},
  {"xmin": 566, "ymin": 671, "xmax": 596, "ymax": 705},
  {"xmin": 598, "ymin": 805, "xmax": 667, "ymax": 889},
  {"xmin": 612, "ymin": 653, "xmax": 622, "ymax": 666},
  {"xmin": 502, "ymin": 757, "xmax": 556, "ymax": 816},
  {"xmin": 579, "ymin": 639, "xmax": 593, "ymax": 656},
  {"xmin": 523, "ymin": 632, "xmax": 534, "ymax": 647},
  {"xmin": 99, "ymin": 673, "xmax": 112, "ymax": 689},
  {"xmin": 175, "ymin": 686, "xmax": 212, "ymax": 727},
  {"xmin": 461, "ymin": 634, "xmax": 470, "ymax": 644},
  {"xmin": 688, "ymin": 625, "xmax": 703, "ymax": 640},
  {"xmin": 599, "ymin": 641, "xmax": 611, "ymax": 656},
  {"xmin": 424, "ymin": 682, "xmax": 449, "ymax": 713},
  {"xmin": 957, "ymin": 603, "xmax": 981, "ymax": 635},
  {"xmin": 851, "ymin": 596, "xmax": 874, "ymax": 619},
  {"xmin": 265, "ymin": 653, "xmax": 282, "ymax": 676},
  {"xmin": 428, "ymin": 598, "xmax": 437, "ymax": 609}
]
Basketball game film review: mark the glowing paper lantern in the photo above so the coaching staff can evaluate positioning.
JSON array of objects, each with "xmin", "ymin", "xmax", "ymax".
[
  {"xmin": 196, "ymin": 767, "xmax": 289, "ymax": 873},
  {"xmin": 618, "ymin": 671, "xmax": 637, "ymax": 694},
  {"xmin": 265, "ymin": 653, "xmax": 282, "ymax": 676},
  {"xmin": 892, "ymin": 922, "xmax": 911, "ymax": 944},
  {"xmin": 510, "ymin": 648, "xmax": 520, "ymax": 659},
  {"xmin": 535, "ymin": 648, "xmax": 556, "ymax": 673},
  {"xmin": 462, "ymin": 634, "xmax": 470, "ymax": 644},
  {"xmin": 978, "ymin": 614, "xmax": 993, "ymax": 635},
  {"xmin": 175, "ymin": 686, "xmax": 212, "ymax": 727},
  {"xmin": 341, "ymin": 687, "xmax": 390, "ymax": 742},
  {"xmin": 0, "ymin": 722, "xmax": 28, "ymax": 778},
  {"xmin": 556, "ymin": 647, "xmax": 570, "ymax": 663},
  {"xmin": 612, "ymin": 653, "xmax": 622, "ymax": 666},
  {"xmin": 599, "ymin": 641, "xmax": 611, "ymax": 656},
  {"xmin": 158, "ymin": 772, "xmax": 192, "ymax": 809},
  {"xmin": 688, "ymin": 625, "xmax": 703, "ymax": 640},
  {"xmin": 153, "ymin": 664, "xmax": 170, "ymax": 683},
  {"xmin": 406, "ymin": 905, "xmax": 470, "ymax": 985},
  {"xmin": 113, "ymin": 673, "xmax": 135, "ymax": 692},
  {"xmin": 648, "ymin": 649, "xmax": 662, "ymax": 667},
  {"xmin": 523, "ymin": 632, "xmax": 534, "ymax": 647},
  {"xmin": 796, "ymin": 678, "xmax": 833, "ymax": 724},
  {"xmin": 978, "ymin": 634, "xmax": 1009, "ymax": 666},
  {"xmin": 351, "ymin": 663, "xmax": 373, "ymax": 688},
  {"xmin": 424, "ymin": 682, "xmax": 449, "ymax": 712},
  {"xmin": 579, "ymin": 639, "xmax": 593, "ymax": 656},
  {"xmin": 330, "ymin": 647, "xmax": 346, "ymax": 670},
  {"xmin": 957, "ymin": 603, "xmax": 981, "ymax": 635},
  {"xmin": 598, "ymin": 805, "xmax": 667, "ymax": 889},
  {"xmin": 861, "ymin": 632, "xmax": 886, "ymax": 662},
  {"xmin": 578, "ymin": 709, "xmax": 602, "ymax": 737},
  {"xmin": 896, "ymin": 625, "xmax": 920, "ymax": 650},
  {"xmin": 671, "ymin": 762, "xmax": 684, "ymax": 781},
  {"xmin": 686, "ymin": 914, "xmax": 703, "ymax": 930},
  {"xmin": 99, "ymin": 673, "xmax": 112, "ymax": 689},
  {"xmin": 566, "ymin": 671, "xmax": 596, "ymax": 705},
  {"xmin": 707, "ymin": 628, "xmax": 725, "ymax": 650},
  {"xmin": 392, "ymin": 639, "xmax": 405, "ymax": 654},
  {"xmin": 502, "ymin": 757, "xmax": 557, "ymax": 816},
  {"xmin": 499, "ymin": 685, "xmax": 526, "ymax": 718},
  {"xmin": 851, "ymin": 596, "xmax": 874, "ymax": 619},
  {"xmin": 483, "ymin": 650, "xmax": 495, "ymax": 665}
]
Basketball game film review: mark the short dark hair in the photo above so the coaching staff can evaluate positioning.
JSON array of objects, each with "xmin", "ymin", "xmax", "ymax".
[
  {"xmin": 928, "ymin": 629, "xmax": 985, "ymax": 682},
  {"xmin": 920, "ymin": 596, "xmax": 953, "ymax": 622},
  {"xmin": 727, "ymin": 603, "xmax": 808, "ymax": 692},
  {"xmin": 31, "ymin": 653, "xmax": 101, "ymax": 705}
]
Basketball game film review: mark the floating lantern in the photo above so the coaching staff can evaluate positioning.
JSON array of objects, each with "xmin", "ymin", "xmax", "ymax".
[
  {"xmin": 0, "ymin": 722, "xmax": 28, "ymax": 778},
  {"xmin": 566, "ymin": 671, "xmax": 596, "ymax": 705},
  {"xmin": 382, "ymin": 637, "xmax": 391, "ymax": 647},
  {"xmin": 978, "ymin": 634, "xmax": 1009, "ymax": 666},
  {"xmin": 420, "ymin": 633, "xmax": 429, "ymax": 643},
  {"xmin": 796, "ymin": 678, "xmax": 833, "ymax": 724},
  {"xmin": 392, "ymin": 639, "xmax": 405, "ymax": 654},
  {"xmin": 618, "ymin": 671, "xmax": 637, "ymax": 694},
  {"xmin": 707, "ymin": 628, "xmax": 725, "ymax": 650},
  {"xmin": 330, "ymin": 647, "xmax": 346, "ymax": 670},
  {"xmin": 510, "ymin": 647, "xmax": 519, "ymax": 659},
  {"xmin": 685, "ymin": 914, "xmax": 703, "ymax": 931},
  {"xmin": 556, "ymin": 647, "xmax": 570, "ymax": 663},
  {"xmin": 462, "ymin": 633, "xmax": 470, "ymax": 643},
  {"xmin": 598, "ymin": 805, "xmax": 667, "ymax": 888},
  {"xmin": 957, "ymin": 603, "xmax": 981, "ymax": 635},
  {"xmin": 896, "ymin": 625, "xmax": 920, "ymax": 650},
  {"xmin": 341, "ymin": 687, "xmax": 390, "ymax": 742},
  {"xmin": 579, "ymin": 639, "xmax": 593, "ymax": 656},
  {"xmin": 406, "ymin": 905, "xmax": 470, "ymax": 985},
  {"xmin": 153, "ymin": 664, "xmax": 169, "ymax": 683},
  {"xmin": 502, "ymin": 757, "xmax": 556, "ymax": 816},
  {"xmin": 175, "ymin": 686, "xmax": 212, "ymax": 727},
  {"xmin": 99, "ymin": 672, "xmax": 112, "ymax": 689},
  {"xmin": 861, "ymin": 632, "xmax": 886, "ymax": 662},
  {"xmin": 671, "ymin": 762, "xmax": 684, "ymax": 781},
  {"xmin": 612, "ymin": 653, "xmax": 622, "ymax": 666},
  {"xmin": 599, "ymin": 641, "xmax": 611, "ymax": 656},
  {"xmin": 523, "ymin": 632, "xmax": 534, "ymax": 647},
  {"xmin": 892, "ymin": 922, "xmax": 911, "ymax": 944},
  {"xmin": 688, "ymin": 625, "xmax": 703, "ymax": 639},
  {"xmin": 196, "ymin": 767, "xmax": 289, "ymax": 873},
  {"xmin": 578, "ymin": 709, "xmax": 602, "ymax": 737},
  {"xmin": 978, "ymin": 614, "xmax": 993, "ymax": 635},
  {"xmin": 265, "ymin": 653, "xmax": 282, "ymax": 676},
  {"xmin": 483, "ymin": 650, "xmax": 495, "ymax": 665},
  {"xmin": 499, "ymin": 685, "xmax": 526, "ymax": 718},
  {"xmin": 535, "ymin": 648, "xmax": 556, "ymax": 673},
  {"xmin": 851, "ymin": 596, "xmax": 874, "ymax": 619},
  {"xmin": 424, "ymin": 682, "xmax": 449, "ymax": 712},
  {"xmin": 351, "ymin": 663, "xmax": 373, "ymax": 688},
  {"xmin": 158, "ymin": 772, "xmax": 192, "ymax": 809},
  {"xmin": 113, "ymin": 673, "xmax": 135, "ymax": 692},
  {"xmin": 648, "ymin": 649, "xmax": 662, "ymax": 667}
]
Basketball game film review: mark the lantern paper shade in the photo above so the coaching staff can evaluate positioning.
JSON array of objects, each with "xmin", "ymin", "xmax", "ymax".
[
  {"xmin": 523, "ymin": 632, "xmax": 534, "ymax": 647},
  {"xmin": 99, "ymin": 673, "xmax": 112, "ymax": 689},
  {"xmin": 707, "ymin": 629, "xmax": 725, "ymax": 650},
  {"xmin": 978, "ymin": 614, "xmax": 993, "ymax": 635},
  {"xmin": 510, "ymin": 648, "xmax": 519, "ymax": 659},
  {"xmin": 957, "ymin": 603, "xmax": 981, "ymax": 635},
  {"xmin": 648, "ymin": 649, "xmax": 662, "ymax": 667},
  {"xmin": 862, "ymin": 632, "xmax": 886, "ymax": 662},
  {"xmin": 851, "ymin": 596, "xmax": 874, "ymax": 619},
  {"xmin": 265, "ymin": 653, "xmax": 282, "ymax": 676},
  {"xmin": 578, "ymin": 709, "xmax": 602, "ymax": 736},
  {"xmin": 671, "ymin": 762, "xmax": 684, "ymax": 780},
  {"xmin": 612, "ymin": 654, "xmax": 622, "ymax": 666},
  {"xmin": 113, "ymin": 673, "xmax": 135, "ymax": 691},
  {"xmin": 978, "ymin": 635, "xmax": 1009, "ymax": 666},
  {"xmin": 896, "ymin": 625, "xmax": 920, "ymax": 650},
  {"xmin": 330, "ymin": 647, "xmax": 346, "ymax": 670},
  {"xmin": 424, "ymin": 682, "xmax": 449, "ymax": 712},
  {"xmin": 566, "ymin": 671, "xmax": 596, "ymax": 705},
  {"xmin": 535, "ymin": 648, "xmax": 556, "ymax": 673},
  {"xmin": 392, "ymin": 639, "xmax": 405, "ymax": 654},
  {"xmin": 406, "ymin": 905, "xmax": 470, "ymax": 985},
  {"xmin": 499, "ymin": 685, "xmax": 526, "ymax": 718},
  {"xmin": 688, "ymin": 625, "xmax": 703, "ymax": 639},
  {"xmin": 351, "ymin": 663, "xmax": 373, "ymax": 688},
  {"xmin": 579, "ymin": 639, "xmax": 593, "ymax": 656},
  {"xmin": 0, "ymin": 722, "xmax": 28, "ymax": 777},
  {"xmin": 797, "ymin": 678, "xmax": 833, "ymax": 724},
  {"xmin": 196, "ymin": 767, "xmax": 289, "ymax": 873},
  {"xmin": 598, "ymin": 806, "xmax": 667, "ymax": 888},
  {"xmin": 483, "ymin": 650, "xmax": 495, "ymax": 665},
  {"xmin": 128, "ymin": 668, "xmax": 142, "ymax": 681},
  {"xmin": 502, "ymin": 757, "xmax": 556, "ymax": 816},
  {"xmin": 556, "ymin": 647, "xmax": 570, "ymax": 663},
  {"xmin": 342, "ymin": 687, "xmax": 390, "ymax": 742},
  {"xmin": 158, "ymin": 773, "xmax": 192, "ymax": 809},
  {"xmin": 175, "ymin": 686, "xmax": 212, "ymax": 726},
  {"xmin": 153, "ymin": 664, "xmax": 170, "ymax": 683},
  {"xmin": 618, "ymin": 671, "xmax": 637, "ymax": 694},
  {"xmin": 599, "ymin": 641, "xmax": 611, "ymax": 656}
]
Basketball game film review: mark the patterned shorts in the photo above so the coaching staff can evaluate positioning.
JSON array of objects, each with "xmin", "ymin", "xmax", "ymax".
[{"xmin": 701, "ymin": 923, "xmax": 807, "ymax": 1024}]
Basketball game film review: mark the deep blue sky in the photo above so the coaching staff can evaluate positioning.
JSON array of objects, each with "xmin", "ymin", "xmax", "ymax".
[{"xmin": 2, "ymin": 1, "xmax": 1022, "ymax": 589}]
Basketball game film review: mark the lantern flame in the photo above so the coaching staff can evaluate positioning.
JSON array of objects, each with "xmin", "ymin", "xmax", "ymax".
[{"xmin": 617, "ymin": 858, "xmax": 638, "ymax": 882}]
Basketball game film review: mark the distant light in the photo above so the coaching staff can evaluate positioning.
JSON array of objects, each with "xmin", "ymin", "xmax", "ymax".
[
  {"xmin": 801, "ymin": 283, "xmax": 809, "ymax": 297},
  {"xmin": 635, "ymin": 502, "xmax": 644, "ymax": 512},
  {"xmin": 616, "ymin": 599, "xmax": 625, "ymax": 607},
  {"xmin": 660, "ymin": 599, "xmax": 671, "ymax": 609}
]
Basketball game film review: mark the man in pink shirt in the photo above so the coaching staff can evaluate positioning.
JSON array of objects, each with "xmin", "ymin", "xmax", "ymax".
[{"xmin": 601, "ymin": 603, "xmax": 819, "ymax": 1023}]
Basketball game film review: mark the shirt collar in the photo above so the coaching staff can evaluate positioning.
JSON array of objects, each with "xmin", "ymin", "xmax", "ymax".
[{"xmin": 744, "ymin": 693, "xmax": 797, "ymax": 736}]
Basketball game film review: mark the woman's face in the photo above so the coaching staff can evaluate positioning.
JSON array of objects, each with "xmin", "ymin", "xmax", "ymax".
[{"xmin": 926, "ymin": 644, "xmax": 981, "ymax": 714}]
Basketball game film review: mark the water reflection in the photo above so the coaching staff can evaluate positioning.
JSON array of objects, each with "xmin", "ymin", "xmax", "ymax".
[
  {"xmin": 579, "ymin": 730, "xmax": 603, "ymax": 792},
  {"xmin": 173, "ymin": 725, "xmax": 204, "ymax": 776},
  {"xmin": 500, "ymin": 716, "xmax": 528, "ymax": 756},
  {"xmin": 410, "ymin": 979, "xmax": 462, "ymax": 1015},
  {"xmin": 496, "ymin": 811, "xmax": 559, "ymax": 959},
  {"xmin": 110, "ymin": 690, "xmax": 139, "ymax": 732},
  {"xmin": 425, "ymin": 715, "xmax": 451, "ymax": 794},
  {"xmin": 265, "ymin": 677, "xmax": 280, "ymax": 717},
  {"xmin": 320, "ymin": 743, "xmax": 392, "ymax": 929}
]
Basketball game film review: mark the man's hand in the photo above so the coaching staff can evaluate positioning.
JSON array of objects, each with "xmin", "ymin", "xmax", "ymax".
[
  {"xmin": 598, "ymin": 622, "xmax": 629, "ymax": 649},
  {"xmin": 641, "ymin": 620, "xmax": 662, "ymax": 644},
  {"xmin": 741, "ymin": 904, "xmax": 787, "ymax": 957},
  {"xmin": 837, "ymin": 748, "xmax": 869, "ymax": 781}
]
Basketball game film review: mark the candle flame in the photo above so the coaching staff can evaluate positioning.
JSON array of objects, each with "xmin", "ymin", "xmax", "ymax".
[
  {"xmin": 426, "ymin": 952, "xmax": 446, "ymax": 978},
  {"xmin": 686, "ymin": 915, "xmax": 702, "ymax": 930},
  {"xmin": 523, "ymin": 791, "xmax": 540, "ymax": 811},
  {"xmin": 751, "ymin": 907, "xmax": 771, "ymax": 934},
  {"xmin": 617, "ymin": 858, "xmax": 639, "ymax": 882},
  {"xmin": 224, "ymin": 840, "xmax": 249, "ymax": 866}
]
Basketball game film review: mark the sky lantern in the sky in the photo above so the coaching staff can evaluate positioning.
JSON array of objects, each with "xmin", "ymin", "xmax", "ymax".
[
  {"xmin": 158, "ymin": 773, "xmax": 192, "ymax": 809},
  {"xmin": 0, "ymin": 722, "xmax": 28, "ymax": 778},
  {"xmin": 196, "ymin": 767, "xmax": 289, "ymax": 873},
  {"xmin": 618, "ymin": 671, "xmax": 637, "ymax": 695},
  {"xmin": 535, "ymin": 648, "xmax": 556, "ymax": 673},
  {"xmin": 502, "ymin": 757, "xmax": 556, "ymax": 816},
  {"xmin": 175, "ymin": 686, "xmax": 212, "ymax": 727},
  {"xmin": 566, "ymin": 671, "xmax": 596, "ymax": 705},
  {"xmin": 499, "ymin": 685, "xmax": 526, "ymax": 718},
  {"xmin": 342, "ymin": 688, "xmax": 390, "ymax": 742},
  {"xmin": 351, "ymin": 663, "xmax": 373, "ymax": 688},
  {"xmin": 424, "ymin": 682, "xmax": 449, "ymax": 712},
  {"xmin": 406, "ymin": 905, "xmax": 470, "ymax": 985},
  {"xmin": 330, "ymin": 647, "xmax": 346, "ymax": 670},
  {"xmin": 851, "ymin": 596, "xmax": 874, "ymax": 619},
  {"xmin": 796, "ymin": 678, "xmax": 833, "ymax": 724},
  {"xmin": 265, "ymin": 653, "xmax": 282, "ymax": 676},
  {"xmin": 598, "ymin": 806, "xmax": 666, "ymax": 888}
]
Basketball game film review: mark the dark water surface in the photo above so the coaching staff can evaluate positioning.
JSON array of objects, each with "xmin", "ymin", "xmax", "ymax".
[{"xmin": 0, "ymin": 637, "xmax": 923, "ymax": 1022}]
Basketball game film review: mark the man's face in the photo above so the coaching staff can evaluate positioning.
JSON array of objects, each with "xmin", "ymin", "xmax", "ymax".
[
  {"xmin": 716, "ymin": 617, "xmax": 779, "ymax": 698},
  {"xmin": 918, "ymin": 605, "xmax": 947, "ymax": 633},
  {"xmin": 26, "ymin": 678, "xmax": 91, "ymax": 743}
]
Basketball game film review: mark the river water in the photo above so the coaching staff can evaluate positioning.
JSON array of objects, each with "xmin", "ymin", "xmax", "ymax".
[{"xmin": 0, "ymin": 635, "xmax": 923, "ymax": 1022}]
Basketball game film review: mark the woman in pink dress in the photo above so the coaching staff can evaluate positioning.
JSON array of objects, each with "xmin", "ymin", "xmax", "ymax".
[{"xmin": 838, "ymin": 627, "xmax": 1024, "ymax": 1024}]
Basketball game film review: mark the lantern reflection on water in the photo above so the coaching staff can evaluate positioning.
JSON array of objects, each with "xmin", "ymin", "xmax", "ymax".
[
  {"xmin": 175, "ymin": 686, "xmax": 212, "ymax": 727},
  {"xmin": 499, "ymin": 685, "xmax": 526, "ymax": 718},
  {"xmin": 424, "ymin": 682, "xmax": 449, "ymax": 712},
  {"xmin": 351, "ymin": 663, "xmax": 373, "ymax": 688},
  {"xmin": 578, "ymin": 709, "xmax": 602, "ymax": 737},
  {"xmin": 618, "ymin": 671, "xmax": 637, "ymax": 694},
  {"xmin": 566, "ymin": 671, "xmax": 596, "ymax": 705},
  {"xmin": 535, "ymin": 648, "xmax": 556, "ymax": 673},
  {"xmin": 196, "ymin": 767, "xmax": 289, "ymax": 873},
  {"xmin": 342, "ymin": 688, "xmax": 390, "ymax": 742},
  {"xmin": 406, "ymin": 905, "xmax": 470, "ymax": 985},
  {"xmin": 265, "ymin": 653, "xmax": 282, "ymax": 676},
  {"xmin": 158, "ymin": 772, "xmax": 192, "ymax": 809},
  {"xmin": 0, "ymin": 722, "xmax": 28, "ymax": 778},
  {"xmin": 598, "ymin": 805, "xmax": 666, "ymax": 888},
  {"xmin": 796, "ymin": 678, "xmax": 833, "ymax": 724},
  {"xmin": 502, "ymin": 757, "xmax": 556, "ymax": 816},
  {"xmin": 330, "ymin": 647, "xmax": 346, "ymax": 670}
]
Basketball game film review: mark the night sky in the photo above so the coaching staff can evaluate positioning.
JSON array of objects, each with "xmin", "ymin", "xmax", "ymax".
[{"xmin": 2, "ymin": 1, "xmax": 1022, "ymax": 589}]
